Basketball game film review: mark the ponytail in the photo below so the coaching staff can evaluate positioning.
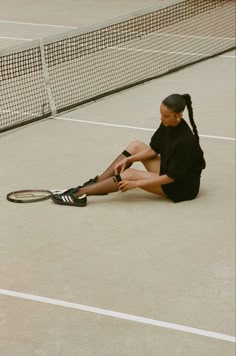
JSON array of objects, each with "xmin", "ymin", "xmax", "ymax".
[{"xmin": 181, "ymin": 94, "xmax": 200, "ymax": 143}]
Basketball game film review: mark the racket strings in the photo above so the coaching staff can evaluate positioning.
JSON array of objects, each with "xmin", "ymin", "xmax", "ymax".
[
  {"xmin": 13, "ymin": 192, "xmax": 49, "ymax": 198},
  {"xmin": 7, "ymin": 189, "xmax": 67, "ymax": 203},
  {"xmin": 7, "ymin": 190, "xmax": 52, "ymax": 203}
]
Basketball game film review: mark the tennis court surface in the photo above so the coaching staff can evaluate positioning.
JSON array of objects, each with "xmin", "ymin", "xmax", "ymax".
[{"xmin": 0, "ymin": 1, "xmax": 235, "ymax": 355}]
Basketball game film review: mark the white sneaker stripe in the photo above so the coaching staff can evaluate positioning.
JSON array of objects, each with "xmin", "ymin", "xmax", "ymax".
[
  {"xmin": 61, "ymin": 194, "xmax": 86, "ymax": 204},
  {"xmin": 61, "ymin": 195, "xmax": 74, "ymax": 203}
]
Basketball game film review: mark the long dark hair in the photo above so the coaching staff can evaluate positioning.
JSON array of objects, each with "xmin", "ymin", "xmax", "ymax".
[{"xmin": 162, "ymin": 93, "xmax": 200, "ymax": 143}]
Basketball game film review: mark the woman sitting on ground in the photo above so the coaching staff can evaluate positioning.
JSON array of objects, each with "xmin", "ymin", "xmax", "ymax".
[{"xmin": 52, "ymin": 93, "xmax": 206, "ymax": 206}]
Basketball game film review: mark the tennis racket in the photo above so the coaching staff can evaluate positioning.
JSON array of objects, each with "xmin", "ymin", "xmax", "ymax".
[{"xmin": 6, "ymin": 189, "xmax": 67, "ymax": 203}]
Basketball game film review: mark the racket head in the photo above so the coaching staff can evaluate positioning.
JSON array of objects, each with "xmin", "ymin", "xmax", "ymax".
[{"xmin": 6, "ymin": 189, "xmax": 53, "ymax": 203}]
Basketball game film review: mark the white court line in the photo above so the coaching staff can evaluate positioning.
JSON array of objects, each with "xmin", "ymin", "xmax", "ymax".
[
  {"xmin": 0, "ymin": 20, "xmax": 77, "ymax": 29},
  {"xmin": 0, "ymin": 36, "xmax": 31, "ymax": 41},
  {"xmin": 220, "ymin": 55, "xmax": 236, "ymax": 59},
  {"xmin": 55, "ymin": 117, "xmax": 236, "ymax": 141},
  {"xmin": 0, "ymin": 289, "xmax": 235, "ymax": 343},
  {"xmin": 200, "ymin": 134, "xmax": 236, "ymax": 141}
]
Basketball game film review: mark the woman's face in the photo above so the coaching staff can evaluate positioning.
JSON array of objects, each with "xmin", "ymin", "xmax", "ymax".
[{"xmin": 160, "ymin": 103, "xmax": 182, "ymax": 127}]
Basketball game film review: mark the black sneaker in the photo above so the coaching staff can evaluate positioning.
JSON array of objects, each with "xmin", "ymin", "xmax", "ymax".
[
  {"xmin": 57, "ymin": 177, "xmax": 96, "ymax": 196},
  {"xmin": 82, "ymin": 176, "xmax": 99, "ymax": 187},
  {"xmin": 51, "ymin": 192, "xmax": 87, "ymax": 207},
  {"xmin": 81, "ymin": 175, "xmax": 108, "ymax": 196},
  {"xmin": 60, "ymin": 176, "xmax": 107, "ymax": 196}
]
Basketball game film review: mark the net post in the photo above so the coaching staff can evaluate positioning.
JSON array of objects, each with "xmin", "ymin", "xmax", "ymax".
[{"xmin": 39, "ymin": 39, "xmax": 57, "ymax": 117}]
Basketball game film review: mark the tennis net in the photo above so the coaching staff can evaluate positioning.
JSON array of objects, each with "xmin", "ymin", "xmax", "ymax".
[{"xmin": 0, "ymin": 0, "xmax": 235, "ymax": 132}]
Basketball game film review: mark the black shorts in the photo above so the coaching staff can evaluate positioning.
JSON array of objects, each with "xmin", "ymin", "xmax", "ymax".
[{"xmin": 161, "ymin": 177, "xmax": 201, "ymax": 203}]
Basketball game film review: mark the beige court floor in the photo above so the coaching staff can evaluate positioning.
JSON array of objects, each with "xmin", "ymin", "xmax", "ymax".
[
  {"xmin": 0, "ymin": 1, "xmax": 235, "ymax": 355},
  {"xmin": 0, "ymin": 0, "xmax": 162, "ymax": 48},
  {"xmin": 0, "ymin": 50, "xmax": 235, "ymax": 355},
  {"xmin": 0, "ymin": 0, "xmax": 162, "ymax": 26}
]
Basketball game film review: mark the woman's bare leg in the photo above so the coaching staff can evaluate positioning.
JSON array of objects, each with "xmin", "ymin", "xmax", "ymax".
[
  {"xmin": 97, "ymin": 150, "xmax": 131, "ymax": 182},
  {"xmin": 77, "ymin": 166, "xmax": 166, "ymax": 198},
  {"xmin": 120, "ymin": 168, "xmax": 166, "ymax": 197},
  {"xmin": 97, "ymin": 140, "xmax": 160, "ymax": 182}
]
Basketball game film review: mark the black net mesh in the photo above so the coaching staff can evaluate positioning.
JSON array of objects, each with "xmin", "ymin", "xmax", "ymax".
[{"xmin": 0, "ymin": 0, "xmax": 235, "ymax": 132}]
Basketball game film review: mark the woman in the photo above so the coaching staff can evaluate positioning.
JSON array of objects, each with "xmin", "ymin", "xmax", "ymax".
[{"xmin": 52, "ymin": 93, "xmax": 206, "ymax": 206}]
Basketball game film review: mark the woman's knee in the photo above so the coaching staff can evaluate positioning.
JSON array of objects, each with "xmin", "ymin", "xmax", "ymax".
[
  {"xmin": 126, "ymin": 140, "xmax": 149, "ymax": 154},
  {"xmin": 120, "ymin": 168, "xmax": 157, "ymax": 181},
  {"xmin": 120, "ymin": 168, "xmax": 136, "ymax": 180}
]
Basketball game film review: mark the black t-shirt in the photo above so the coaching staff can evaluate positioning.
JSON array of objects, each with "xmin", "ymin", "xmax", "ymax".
[{"xmin": 150, "ymin": 119, "xmax": 206, "ymax": 201}]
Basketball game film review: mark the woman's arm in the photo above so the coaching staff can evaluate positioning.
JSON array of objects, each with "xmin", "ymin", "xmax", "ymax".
[
  {"xmin": 118, "ymin": 174, "xmax": 174, "ymax": 192},
  {"xmin": 137, "ymin": 174, "xmax": 174, "ymax": 188}
]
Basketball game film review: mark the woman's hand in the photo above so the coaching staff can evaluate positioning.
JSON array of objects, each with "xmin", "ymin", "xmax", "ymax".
[
  {"xmin": 114, "ymin": 158, "xmax": 129, "ymax": 175},
  {"xmin": 118, "ymin": 180, "xmax": 138, "ymax": 192}
]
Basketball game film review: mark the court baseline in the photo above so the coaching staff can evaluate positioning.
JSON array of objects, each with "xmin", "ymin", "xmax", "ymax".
[
  {"xmin": 0, "ymin": 289, "xmax": 235, "ymax": 343},
  {"xmin": 55, "ymin": 117, "xmax": 236, "ymax": 141}
]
